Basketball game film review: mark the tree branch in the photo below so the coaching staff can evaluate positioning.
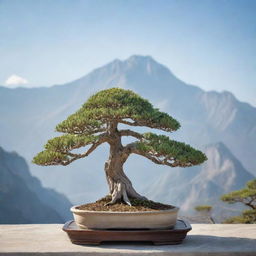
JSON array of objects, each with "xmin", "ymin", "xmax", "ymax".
[
  {"xmin": 118, "ymin": 117, "xmax": 178, "ymax": 132},
  {"xmin": 133, "ymin": 148, "xmax": 182, "ymax": 167},
  {"xmin": 123, "ymin": 142, "xmax": 185, "ymax": 168},
  {"xmin": 118, "ymin": 119, "xmax": 155, "ymax": 129},
  {"xmin": 119, "ymin": 129, "xmax": 143, "ymax": 140},
  {"xmin": 118, "ymin": 119, "xmax": 138, "ymax": 126},
  {"xmin": 61, "ymin": 134, "xmax": 108, "ymax": 165},
  {"xmin": 245, "ymin": 197, "xmax": 256, "ymax": 209},
  {"xmin": 65, "ymin": 127, "xmax": 106, "ymax": 135}
]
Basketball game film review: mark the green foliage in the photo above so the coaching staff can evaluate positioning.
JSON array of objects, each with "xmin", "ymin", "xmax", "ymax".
[
  {"xmin": 32, "ymin": 134, "xmax": 99, "ymax": 165},
  {"xmin": 56, "ymin": 88, "xmax": 180, "ymax": 134},
  {"xmin": 33, "ymin": 150, "xmax": 68, "ymax": 166},
  {"xmin": 223, "ymin": 209, "xmax": 256, "ymax": 224},
  {"xmin": 56, "ymin": 113, "xmax": 103, "ymax": 134},
  {"xmin": 45, "ymin": 134, "xmax": 99, "ymax": 152},
  {"xmin": 243, "ymin": 209, "xmax": 256, "ymax": 223},
  {"xmin": 221, "ymin": 179, "xmax": 256, "ymax": 205},
  {"xmin": 247, "ymin": 179, "xmax": 256, "ymax": 190},
  {"xmin": 136, "ymin": 133, "xmax": 207, "ymax": 166},
  {"xmin": 221, "ymin": 179, "xmax": 256, "ymax": 224},
  {"xmin": 84, "ymin": 87, "xmax": 153, "ymax": 111},
  {"xmin": 195, "ymin": 205, "xmax": 212, "ymax": 212}
]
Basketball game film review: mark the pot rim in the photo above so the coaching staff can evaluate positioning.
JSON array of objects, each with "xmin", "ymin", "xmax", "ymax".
[{"xmin": 71, "ymin": 204, "xmax": 179, "ymax": 214}]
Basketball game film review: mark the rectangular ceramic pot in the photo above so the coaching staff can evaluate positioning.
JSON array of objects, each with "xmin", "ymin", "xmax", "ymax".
[{"xmin": 71, "ymin": 205, "xmax": 179, "ymax": 229}]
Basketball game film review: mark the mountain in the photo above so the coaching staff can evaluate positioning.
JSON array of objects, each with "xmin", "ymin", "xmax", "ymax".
[
  {"xmin": 145, "ymin": 142, "xmax": 254, "ymax": 222},
  {"xmin": 0, "ymin": 55, "xmax": 255, "ymax": 205},
  {"xmin": 0, "ymin": 147, "xmax": 72, "ymax": 223}
]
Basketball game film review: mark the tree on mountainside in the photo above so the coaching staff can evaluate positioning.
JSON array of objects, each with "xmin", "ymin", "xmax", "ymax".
[
  {"xmin": 195, "ymin": 205, "xmax": 215, "ymax": 224},
  {"xmin": 33, "ymin": 88, "xmax": 207, "ymax": 205},
  {"xmin": 221, "ymin": 179, "xmax": 256, "ymax": 223}
]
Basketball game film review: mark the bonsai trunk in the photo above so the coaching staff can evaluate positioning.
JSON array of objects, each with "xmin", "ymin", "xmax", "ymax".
[{"xmin": 104, "ymin": 139, "xmax": 145, "ymax": 205}]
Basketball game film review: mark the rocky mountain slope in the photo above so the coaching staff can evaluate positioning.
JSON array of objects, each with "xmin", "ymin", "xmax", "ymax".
[{"xmin": 0, "ymin": 147, "xmax": 72, "ymax": 223}]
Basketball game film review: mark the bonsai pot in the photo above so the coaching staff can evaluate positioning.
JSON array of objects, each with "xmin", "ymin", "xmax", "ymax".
[{"xmin": 71, "ymin": 205, "xmax": 179, "ymax": 230}]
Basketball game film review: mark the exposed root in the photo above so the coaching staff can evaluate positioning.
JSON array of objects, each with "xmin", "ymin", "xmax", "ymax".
[
  {"xmin": 105, "ymin": 182, "xmax": 130, "ymax": 206},
  {"xmin": 104, "ymin": 180, "xmax": 145, "ymax": 206},
  {"xmin": 122, "ymin": 187, "xmax": 131, "ymax": 206}
]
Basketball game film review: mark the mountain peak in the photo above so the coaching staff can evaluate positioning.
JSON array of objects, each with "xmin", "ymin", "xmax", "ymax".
[
  {"xmin": 72, "ymin": 54, "xmax": 178, "ymax": 93},
  {"xmin": 205, "ymin": 141, "xmax": 230, "ymax": 153},
  {"xmin": 125, "ymin": 55, "xmax": 166, "ymax": 74},
  {"xmin": 106, "ymin": 55, "xmax": 157, "ymax": 68},
  {"xmin": 204, "ymin": 142, "xmax": 238, "ymax": 167},
  {"xmin": 202, "ymin": 142, "xmax": 253, "ymax": 191},
  {"xmin": 126, "ymin": 54, "xmax": 155, "ymax": 63}
]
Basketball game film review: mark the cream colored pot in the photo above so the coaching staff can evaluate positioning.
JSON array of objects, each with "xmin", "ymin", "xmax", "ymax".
[{"xmin": 71, "ymin": 205, "xmax": 179, "ymax": 230}]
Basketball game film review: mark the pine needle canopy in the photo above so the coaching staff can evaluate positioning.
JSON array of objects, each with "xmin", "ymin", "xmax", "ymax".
[
  {"xmin": 33, "ymin": 87, "xmax": 207, "ymax": 168},
  {"xmin": 133, "ymin": 133, "xmax": 207, "ymax": 167},
  {"xmin": 56, "ymin": 88, "xmax": 180, "ymax": 134}
]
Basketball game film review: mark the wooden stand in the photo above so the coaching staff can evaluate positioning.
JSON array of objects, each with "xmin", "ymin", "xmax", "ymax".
[{"xmin": 63, "ymin": 219, "xmax": 191, "ymax": 245}]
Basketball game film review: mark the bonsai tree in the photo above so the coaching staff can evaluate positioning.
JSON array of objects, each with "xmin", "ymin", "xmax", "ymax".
[
  {"xmin": 221, "ymin": 179, "xmax": 256, "ymax": 223},
  {"xmin": 33, "ymin": 88, "xmax": 207, "ymax": 206}
]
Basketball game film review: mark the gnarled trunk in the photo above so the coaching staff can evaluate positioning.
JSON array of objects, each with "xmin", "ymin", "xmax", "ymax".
[{"xmin": 104, "ymin": 138, "xmax": 145, "ymax": 205}]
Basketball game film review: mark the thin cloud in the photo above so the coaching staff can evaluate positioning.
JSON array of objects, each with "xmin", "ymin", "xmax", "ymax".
[{"xmin": 5, "ymin": 74, "xmax": 28, "ymax": 87}]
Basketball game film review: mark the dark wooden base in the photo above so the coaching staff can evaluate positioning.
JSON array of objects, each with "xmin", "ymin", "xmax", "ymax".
[{"xmin": 63, "ymin": 219, "xmax": 191, "ymax": 245}]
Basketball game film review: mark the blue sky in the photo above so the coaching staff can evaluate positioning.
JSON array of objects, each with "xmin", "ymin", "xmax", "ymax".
[{"xmin": 0, "ymin": 0, "xmax": 256, "ymax": 106}]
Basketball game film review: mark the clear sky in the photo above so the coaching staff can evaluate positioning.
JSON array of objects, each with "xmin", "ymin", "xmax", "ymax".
[{"xmin": 0, "ymin": 0, "xmax": 255, "ymax": 106}]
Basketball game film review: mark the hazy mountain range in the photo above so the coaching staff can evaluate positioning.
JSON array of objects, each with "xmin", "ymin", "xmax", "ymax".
[
  {"xmin": 0, "ymin": 147, "xmax": 72, "ymax": 223},
  {"xmin": 0, "ymin": 55, "xmax": 255, "ymax": 222}
]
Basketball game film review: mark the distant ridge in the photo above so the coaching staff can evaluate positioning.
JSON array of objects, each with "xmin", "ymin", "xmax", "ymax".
[{"xmin": 0, "ymin": 147, "xmax": 72, "ymax": 223}]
